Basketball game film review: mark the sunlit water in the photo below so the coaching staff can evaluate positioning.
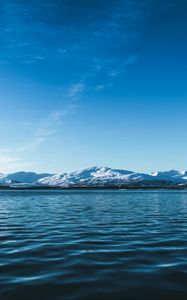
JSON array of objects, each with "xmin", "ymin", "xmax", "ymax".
[{"xmin": 1, "ymin": 190, "xmax": 187, "ymax": 299}]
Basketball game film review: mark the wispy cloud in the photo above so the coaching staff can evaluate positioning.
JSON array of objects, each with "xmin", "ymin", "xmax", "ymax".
[
  {"xmin": 0, "ymin": 80, "xmax": 84, "ymax": 173},
  {"xmin": 1, "ymin": 1, "xmax": 144, "ymax": 101},
  {"xmin": 67, "ymin": 83, "xmax": 85, "ymax": 98},
  {"xmin": 95, "ymin": 85, "xmax": 106, "ymax": 92},
  {"xmin": 1, "ymin": 1, "xmax": 144, "ymax": 67},
  {"xmin": 17, "ymin": 103, "xmax": 77, "ymax": 153},
  {"xmin": 0, "ymin": 154, "xmax": 19, "ymax": 164},
  {"xmin": 108, "ymin": 55, "xmax": 138, "ymax": 78},
  {"xmin": 0, "ymin": 152, "xmax": 33, "ymax": 173},
  {"xmin": 0, "ymin": 1, "xmax": 148, "ymax": 173}
]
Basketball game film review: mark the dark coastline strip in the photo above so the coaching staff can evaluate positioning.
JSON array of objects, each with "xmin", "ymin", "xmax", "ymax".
[{"xmin": 0, "ymin": 185, "xmax": 186, "ymax": 191}]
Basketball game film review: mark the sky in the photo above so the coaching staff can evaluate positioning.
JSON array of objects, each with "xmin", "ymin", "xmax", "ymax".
[{"xmin": 0, "ymin": 0, "xmax": 187, "ymax": 174}]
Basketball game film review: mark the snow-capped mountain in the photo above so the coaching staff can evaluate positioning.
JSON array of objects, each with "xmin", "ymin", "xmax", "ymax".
[
  {"xmin": 0, "ymin": 171, "xmax": 53, "ymax": 186},
  {"xmin": 38, "ymin": 167, "xmax": 154, "ymax": 187},
  {"xmin": 0, "ymin": 167, "xmax": 187, "ymax": 188},
  {"xmin": 150, "ymin": 170, "xmax": 187, "ymax": 182}
]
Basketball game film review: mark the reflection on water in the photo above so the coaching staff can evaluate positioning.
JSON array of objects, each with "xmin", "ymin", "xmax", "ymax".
[{"xmin": 1, "ymin": 190, "xmax": 187, "ymax": 299}]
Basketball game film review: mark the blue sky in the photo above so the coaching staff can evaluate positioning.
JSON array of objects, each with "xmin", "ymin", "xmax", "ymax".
[{"xmin": 0, "ymin": 0, "xmax": 187, "ymax": 173}]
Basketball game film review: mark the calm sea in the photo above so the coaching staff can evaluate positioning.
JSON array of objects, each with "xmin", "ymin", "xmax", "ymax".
[{"xmin": 1, "ymin": 190, "xmax": 187, "ymax": 300}]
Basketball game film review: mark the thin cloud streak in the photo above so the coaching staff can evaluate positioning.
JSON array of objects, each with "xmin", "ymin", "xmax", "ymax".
[
  {"xmin": 0, "ymin": 80, "xmax": 84, "ymax": 172},
  {"xmin": 0, "ymin": 0, "xmax": 154, "ymax": 173}
]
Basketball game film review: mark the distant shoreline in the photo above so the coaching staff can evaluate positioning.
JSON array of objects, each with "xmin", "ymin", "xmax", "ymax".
[{"xmin": 0, "ymin": 186, "xmax": 186, "ymax": 190}]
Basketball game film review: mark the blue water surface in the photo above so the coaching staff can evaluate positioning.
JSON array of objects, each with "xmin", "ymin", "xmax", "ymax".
[{"xmin": 0, "ymin": 190, "xmax": 187, "ymax": 300}]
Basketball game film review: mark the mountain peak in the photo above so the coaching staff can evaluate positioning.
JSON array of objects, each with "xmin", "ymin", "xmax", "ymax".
[{"xmin": 0, "ymin": 167, "xmax": 187, "ymax": 188}]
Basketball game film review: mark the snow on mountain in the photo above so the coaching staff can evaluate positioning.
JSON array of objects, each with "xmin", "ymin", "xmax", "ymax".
[
  {"xmin": 0, "ymin": 171, "xmax": 53, "ymax": 186},
  {"xmin": 0, "ymin": 173, "xmax": 4, "ymax": 179},
  {"xmin": 150, "ymin": 170, "xmax": 187, "ymax": 182},
  {"xmin": 38, "ymin": 167, "xmax": 142, "ymax": 187},
  {"xmin": 38, "ymin": 167, "xmax": 187, "ymax": 187},
  {"xmin": 0, "ymin": 167, "xmax": 187, "ymax": 188}
]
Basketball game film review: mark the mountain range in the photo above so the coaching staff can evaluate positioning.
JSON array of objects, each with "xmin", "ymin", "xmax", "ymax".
[{"xmin": 1, "ymin": 167, "xmax": 187, "ymax": 189}]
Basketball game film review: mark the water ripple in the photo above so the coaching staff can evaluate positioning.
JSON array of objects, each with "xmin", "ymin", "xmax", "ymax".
[{"xmin": 1, "ymin": 190, "xmax": 187, "ymax": 299}]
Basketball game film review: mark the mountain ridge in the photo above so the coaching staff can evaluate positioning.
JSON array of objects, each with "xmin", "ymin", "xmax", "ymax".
[{"xmin": 0, "ymin": 167, "xmax": 187, "ymax": 188}]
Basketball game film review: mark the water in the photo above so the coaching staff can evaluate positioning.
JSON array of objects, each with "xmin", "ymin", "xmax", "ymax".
[{"xmin": 1, "ymin": 190, "xmax": 187, "ymax": 300}]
